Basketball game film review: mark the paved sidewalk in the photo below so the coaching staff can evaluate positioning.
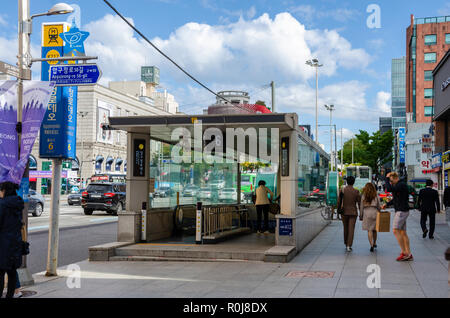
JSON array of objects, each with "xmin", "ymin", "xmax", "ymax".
[{"xmin": 26, "ymin": 210, "xmax": 449, "ymax": 298}]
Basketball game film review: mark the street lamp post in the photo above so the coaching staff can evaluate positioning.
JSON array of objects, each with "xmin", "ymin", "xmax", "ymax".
[
  {"xmin": 16, "ymin": 0, "xmax": 73, "ymax": 284},
  {"xmin": 325, "ymin": 104, "xmax": 335, "ymax": 171},
  {"xmin": 306, "ymin": 59, "xmax": 323, "ymax": 144}
]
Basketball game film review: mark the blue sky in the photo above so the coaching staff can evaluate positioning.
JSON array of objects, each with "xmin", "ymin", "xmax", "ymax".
[{"xmin": 1, "ymin": 0, "xmax": 450, "ymax": 151}]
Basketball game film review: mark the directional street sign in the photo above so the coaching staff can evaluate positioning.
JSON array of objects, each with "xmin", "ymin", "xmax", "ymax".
[
  {"xmin": 49, "ymin": 64, "xmax": 102, "ymax": 86},
  {"xmin": 0, "ymin": 60, "xmax": 32, "ymax": 80}
]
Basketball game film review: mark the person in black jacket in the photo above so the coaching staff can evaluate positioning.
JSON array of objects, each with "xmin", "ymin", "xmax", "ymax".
[
  {"xmin": 418, "ymin": 180, "xmax": 440, "ymax": 239},
  {"xmin": 0, "ymin": 182, "xmax": 24, "ymax": 298},
  {"xmin": 444, "ymin": 186, "xmax": 450, "ymax": 223},
  {"xmin": 383, "ymin": 172, "xmax": 413, "ymax": 262}
]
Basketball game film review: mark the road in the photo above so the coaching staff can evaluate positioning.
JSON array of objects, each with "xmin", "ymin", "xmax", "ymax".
[{"xmin": 26, "ymin": 196, "xmax": 118, "ymax": 275}]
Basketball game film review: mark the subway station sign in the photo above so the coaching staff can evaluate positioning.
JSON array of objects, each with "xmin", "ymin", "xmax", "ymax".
[{"xmin": 39, "ymin": 22, "xmax": 79, "ymax": 159}]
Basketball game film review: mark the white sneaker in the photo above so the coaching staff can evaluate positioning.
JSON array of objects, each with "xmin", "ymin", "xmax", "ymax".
[
  {"xmin": 346, "ymin": 246, "xmax": 351, "ymax": 252},
  {"xmin": 13, "ymin": 291, "xmax": 23, "ymax": 298}
]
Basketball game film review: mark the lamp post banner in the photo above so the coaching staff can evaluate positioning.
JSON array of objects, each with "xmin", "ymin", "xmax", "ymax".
[
  {"xmin": 0, "ymin": 81, "xmax": 55, "ymax": 184},
  {"xmin": 0, "ymin": 81, "xmax": 19, "ymax": 183}
]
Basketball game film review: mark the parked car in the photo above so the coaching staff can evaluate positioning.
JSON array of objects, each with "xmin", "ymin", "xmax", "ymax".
[
  {"xmin": 68, "ymin": 189, "xmax": 84, "ymax": 206},
  {"xmin": 182, "ymin": 185, "xmax": 199, "ymax": 197},
  {"xmin": 218, "ymin": 188, "xmax": 244, "ymax": 202},
  {"xmin": 154, "ymin": 186, "xmax": 174, "ymax": 198},
  {"xmin": 81, "ymin": 183, "xmax": 126, "ymax": 215},
  {"xmin": 197, "ymin": 187, "xmax": 212, "ymax": 200},
  {"xmin": 28, "ymin": 190, "xmax": 44, "ymax": 217}
]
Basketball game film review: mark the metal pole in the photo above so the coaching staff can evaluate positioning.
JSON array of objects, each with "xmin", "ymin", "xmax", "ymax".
[
  {"xmin": 341, "ymin": 128, "xmax": 343, "ymax": 168},
  {"xmin": 271, "ymin": 81, "xmax": 275, "ymax": 113},
  {"xmin": 329, "ymin": 108, "xmax": 333, "ymax": 171},
  {"xmin": 352, "ymin": 138, "xmax": 354, "ymax": 164},
  {"xmin": 16, "ymin": 0, "xmax": 34, "ymax": 286},
  {"xmin": 334, "ymin": 125, "xmax": 337, "ymax": 172},
  {"xmin": 46, "ymin": 158, "xmax": 62, "ymax": 276},
  {"xmin": 315, "ymin": 67, "xmax": 318, "ymax": 143}
]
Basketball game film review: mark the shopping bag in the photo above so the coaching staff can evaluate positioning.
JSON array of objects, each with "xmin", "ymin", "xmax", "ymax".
[{"xmin": 376, "ymin": 210, "xmax": 390, "ymax": 232}]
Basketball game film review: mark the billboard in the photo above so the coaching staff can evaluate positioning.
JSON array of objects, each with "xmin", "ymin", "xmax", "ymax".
[
  {"xmin": 398, "ymin": 127, "xmax": 406, "ymax": 164},
  {"xmin": 141, "ymin": 66, "xmax": 160, "ymax": 85},
  {"xmin": 97, "ymin": 100, "xmax": 114, "ymax": 144},
  {"xmin": 39, "ymin": 22, "xmax": 78, "ymax": 159}
]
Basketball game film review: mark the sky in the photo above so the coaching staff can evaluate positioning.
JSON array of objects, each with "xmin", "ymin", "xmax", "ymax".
[{"xmin": 1, "ymin": 0, "xmax": 450, "ymax": 152}]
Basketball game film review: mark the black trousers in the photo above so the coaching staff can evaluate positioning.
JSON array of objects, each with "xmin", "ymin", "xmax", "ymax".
[
  {"xmin": 420, "ymin": 211, "xmax": 435, "ymax": 237},
  {"xmin": 256, "ymin": 204, "xmax": 269, "ymax": 232},
  {"xmin": 0, "ymin": 269, "xmax": 17, "ymax": 298}
]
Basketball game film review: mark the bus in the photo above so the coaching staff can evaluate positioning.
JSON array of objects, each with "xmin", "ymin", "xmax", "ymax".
[{"xmin": 345, "ymin": 166, "xmax": 372, "ymax": 190}]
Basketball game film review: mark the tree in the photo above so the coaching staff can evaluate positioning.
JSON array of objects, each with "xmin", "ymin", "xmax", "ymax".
[{"xmin": 338, "ymin": 129, "xmax": 394, "ymax": 173}]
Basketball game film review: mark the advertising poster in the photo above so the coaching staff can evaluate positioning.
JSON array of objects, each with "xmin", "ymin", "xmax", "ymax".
[{"xmin": 97, "ymin": 100, "xmax": 114, "ymax": 144}]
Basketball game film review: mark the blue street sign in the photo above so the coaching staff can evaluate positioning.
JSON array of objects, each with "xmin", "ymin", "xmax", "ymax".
[{"xmin": 49, "ymin": 64, "xmax": 102, "ymax": 86}]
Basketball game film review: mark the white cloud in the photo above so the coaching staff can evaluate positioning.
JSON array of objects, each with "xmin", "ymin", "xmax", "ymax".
[
  {"xmin": 85, "ymin": 13, "xmax": 371, "ymax": 86},
  {"xmin": 290, "ymin": 5, "xmax": 360, "ymax": 24},
  {"xmin": 0, "ymin": 15, "xmax": 8, "ymax": 27},
  {"xmin": 375, "ymin": 91, "xmax": 391, "ymax": 115}
]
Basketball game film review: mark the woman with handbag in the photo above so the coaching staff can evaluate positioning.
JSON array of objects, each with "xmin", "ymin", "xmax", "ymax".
[
  {"xmin": 360, "ymin": 182, "xmax": 381, "ymax": 252},
  {"xmin": 0, "ymin": 182, "xmax": 24, "ymax": 298}
]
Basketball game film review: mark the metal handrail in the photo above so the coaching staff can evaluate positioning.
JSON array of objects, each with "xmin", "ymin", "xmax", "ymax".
[{"xmin": 202, "ymin": 204, "xmax": 248, "ymax": 237}]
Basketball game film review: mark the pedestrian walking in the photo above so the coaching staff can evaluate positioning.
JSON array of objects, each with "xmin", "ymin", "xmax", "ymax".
[
  {"xmin": 383, "ymin": 172, "xmax": 413, "ymax": 262},
  {"xmin": 0, "ymin": 182, "xmax": 24, "ymax": 298},
  {"xmin": 360, "ymin": 182, "xmax": 381, "ymax": 252},
  {"xmin": 255, "ymin": 180, "xmax": 274, "ymax": 234},
  {"xmin": 417, "ymin": 180, "xmax": 440, "ymax": 240},
  {"xmin": 337, "ymin": 176, "xmax": 361, "ymax": 252},
  {"xmin": 444, "ymin": 186, "xmax": 450, "ymax": 223}
]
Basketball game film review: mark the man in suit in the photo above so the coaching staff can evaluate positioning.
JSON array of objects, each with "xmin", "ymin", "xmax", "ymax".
[
  {"xmin": 337, "ymin": 176, "xmax": 361, "ymax": 252},
  {"xmin": 418, "ymin": 179, "xmax": 440, "ymax": 239}
]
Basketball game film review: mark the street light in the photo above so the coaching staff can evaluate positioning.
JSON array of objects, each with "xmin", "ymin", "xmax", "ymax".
[
  {"xmin": 17, "ymin": 0, "xmax": 73, "ymax": 285},
  {"xmin": 306, "ymin": 58, "xmax": 323, "ymax": 145},
  {"xmin": 324, "ymin": 104, "xmax": 335, "ymax": 170}
]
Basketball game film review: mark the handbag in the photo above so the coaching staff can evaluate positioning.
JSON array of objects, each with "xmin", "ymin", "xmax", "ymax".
[
  {"xmin": 21, "ymin": 225, "xmax": 30, "ymax": 256},
  {"xmin": 269, "ymin": 201, "xmax": 280, "ymax": 215}
]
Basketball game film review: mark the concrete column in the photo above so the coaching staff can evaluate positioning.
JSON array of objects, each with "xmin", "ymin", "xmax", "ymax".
[
  {"xmin": 279, "ymin": 129, "xmax": 299, "ymax": 217},
  {"xmin": 118, "ymin": 133, "xmax": 150, "ymax": 242}
]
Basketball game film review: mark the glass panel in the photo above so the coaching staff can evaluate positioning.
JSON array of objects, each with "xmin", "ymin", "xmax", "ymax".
[
  {"xmin": 424, "ymin": 52, "xmax": 436, "ymax": 63},
  {"xmin": 424, "ymin": 34, "xmax": 437, "ymax": 45},
  {"xmin": 446, "ymin": 34, "xmax": 450, "ymax": 44},
  {"xmin": 424, "ymin": 71, "xmax": 433, "ymax": 81},
  {"xmin": 424, "ymin": 106, "xmax": 434, "ymax": 116},
  {"xmin": 424, "ymin": 88, "xmax": 434, "ymax": 99},
  {"xmin": 438, "ymin": 17, "xmax": 445, "ymax": 23},
  {"xmin": 415, "ymin": 18, "xmax": 424, "ymax": 24}
]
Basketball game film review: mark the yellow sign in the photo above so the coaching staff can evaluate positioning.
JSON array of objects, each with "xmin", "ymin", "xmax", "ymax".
[
  {"xmin": 43, "ymin": 24, "xmax": 65, "ymax": 47},
  {"xmin": 139, "ymin": 144, "xmax": 144, "ymax": 150},
  {"xmin": 46, "ymin": 50, "xmax": 61, "ymax": 65}
]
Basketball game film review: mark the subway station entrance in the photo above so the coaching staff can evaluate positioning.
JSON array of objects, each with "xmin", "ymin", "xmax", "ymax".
[{"xmin": 89, "ymin": 113, "xmax": 331, "ymax": 263}]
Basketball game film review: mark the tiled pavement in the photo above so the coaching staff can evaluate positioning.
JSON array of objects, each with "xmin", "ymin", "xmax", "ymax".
[{"xmin": 26, "ymin": 210, "xmax": 449, "ymax": 298}]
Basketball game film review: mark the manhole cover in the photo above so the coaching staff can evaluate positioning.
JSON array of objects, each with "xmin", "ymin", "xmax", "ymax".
[
  {"xmin": 20, "ymin": 290, "xmax": 37, "ymax": 298},
  {"xmin": 286, "ymin": 271, "xmax": 335, "ymax": 278}
]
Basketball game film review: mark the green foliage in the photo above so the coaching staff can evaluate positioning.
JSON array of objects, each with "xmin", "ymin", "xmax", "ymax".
[
  {"xmin": 338, "ymin": 129, "xmax": 394, "ymax": 174},
  {"xmin": 255, "ymin": 100, "xmax": 266, "ymax": 106}
]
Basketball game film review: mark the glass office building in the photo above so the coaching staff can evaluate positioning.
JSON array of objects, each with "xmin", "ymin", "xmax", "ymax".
[{"xmin": 392, "ymin": 57, "xmax": 407, "ymax": 129}]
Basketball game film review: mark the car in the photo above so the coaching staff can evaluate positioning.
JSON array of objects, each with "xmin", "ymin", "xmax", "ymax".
[
  {"xmin": 218, "ymin": 188, "xmax": 244, "ymax": 202},
  {"xmin": 81, "ymin": 183, "xmax": 126, "ymax": 215},
  {"xmin": 68, "ymin": 189, "xmax": 84, "ymax": 206},
  {"xmin": 154, "ymin": 186, "xmax": 174, "ymax": 198},
  {"xmin": 197, "ymin": 187, "xmax": 212, "ymax": 200},
  {"xmin": 182, "ymin": 185, "xmax": 199, "ymax": 197},
  {"xmin": 209, "ymin": 180, "xmax": 225, "ymax": 189},
  {"xmin": 28, "ymin": 190, "xmax": 44, "ymax": 217}
]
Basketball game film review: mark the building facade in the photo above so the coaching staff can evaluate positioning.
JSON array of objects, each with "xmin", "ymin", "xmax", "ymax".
[
  {"xmin": 31, "ymin": 83, "xmax": 174, "ymax": 194},
  {"xmin": 391, "ymin": 57, "xmax": 407, "ymax": 173}
]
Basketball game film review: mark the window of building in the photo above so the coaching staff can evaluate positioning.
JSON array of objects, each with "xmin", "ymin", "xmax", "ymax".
[
  {"xmin": 424, "ymin": 106, "xmax": 434, "ymax": 116},
  {"xmin": 424, "ymin": 34, "xmax": 437, "ymax": 45},
  {"xmin": 446, "ymin": 34, "xmax": 450, "ymax": 44},
  {"xmin": 424, "ymin": 88, "xmax": 434, "ymax": 99},
  {"xmin": 424, "ymin": 52, "xmax": 437, "ymax": 63},
  {"xmin": 424, "ymin": 71, "xmax": 433, "ymax": 81}
]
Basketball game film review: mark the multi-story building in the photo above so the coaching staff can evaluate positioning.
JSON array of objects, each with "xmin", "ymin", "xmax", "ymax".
[
  {"xmin": 391, "ymin": 57, "xmax": 407, "ymax": 173},
  {"xmin": 405, "ymin": 14, "xmax": 450, "ymax": 186},
  {"xmin": 379, "ymin": 117, "xmax": 392, "ymax": 135},
  {"xmin": 406, "ymin": 14, "xmax": 450, "ymax": 123}
]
